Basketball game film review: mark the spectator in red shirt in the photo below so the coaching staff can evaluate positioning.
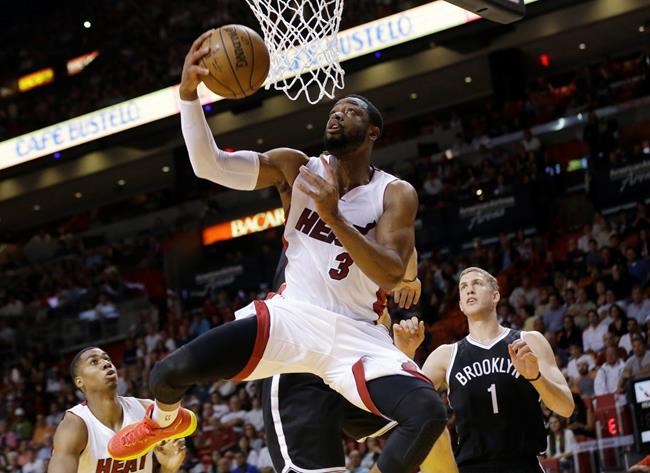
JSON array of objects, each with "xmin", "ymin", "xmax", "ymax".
[{"xmin": 206, "ymin": 417, "xmax": 238, "ymax": 453}]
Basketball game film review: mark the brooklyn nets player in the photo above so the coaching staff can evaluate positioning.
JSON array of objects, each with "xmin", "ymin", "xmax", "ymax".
[{"xmin": 422, "ymin": 267, "xmax": 574, "ymax": 473}]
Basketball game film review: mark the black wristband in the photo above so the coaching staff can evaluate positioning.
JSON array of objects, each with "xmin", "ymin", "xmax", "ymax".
[{"xmin": 524, "ymin": 371, "xmax": 541, "ymax": 382}]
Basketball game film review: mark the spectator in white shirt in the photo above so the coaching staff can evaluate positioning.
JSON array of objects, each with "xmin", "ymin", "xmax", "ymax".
[
  {"xmin": 144, "ymin": 324, "xmax": 161, "ymax": 353},
  {"xmin": 593, "ymin": 215, "xmax": 615, "ymax": 249},
  {"xmin": 243, "ymin": 397, "xmax": 264, "ymax": 432},
  {"xmin": 208, "ymin": 389, "xmax": 230, "ymax": 419},
  {"xmin": 577, "ymin": 224, "xmax": 593, "ymax": 254},
  {"xmin": 256, "ymin": 446, "xmax": 273, "ymax": 473},
  {"xmin": 566, "ymin": 344, "xmax": 595, "ymax": 383},
  {"xmin": 242, "ymin": 423, "xmax": 264, "ymax": 451},
  {"xmin": 546, "ymin": 415, "xmax": 576, "ymax": 472},
  {"xmin": 422, "ymin": 172, "xmax": 443, "ymax": 196},
  {"xmin": 628, "ymin": 285, "xmax": 650, "ymax": 325},
  {"xmin": 521, "ymin": 128, "xmax": 541, "ymax": 152},
  {"xmin": 594, "ymin": 346, "xmax": 625, "ymax": 395},
  {"xmin": 619, "ymin": 319, "xmax": 642, "ymax": 355},
  {"xmin": 583, "ymin": 310, "xmax": 608, "ymax": 354},
  {"xmin": 159, "ymin": 330, "xmax": 176, "ymax": 352},
  {"xmin": 78, "ymin": 302, "xmax": 99, "ymax": 321},
  {"xmin": 361, "ymin": 438, "xmax": 383, "ymax": 470},
  {"xmin": 21, "ymin": 449, "xmax": 44, "ymax": 473},
  {"xmin": 95, "ymin": 293, "xmax": 119, "ymax": 319},
  {"xmin": 508, "ymin": 275, "xmax": 539, "ymax": 309},
  {"xmin": 220, "ymin": 397, "xmax": 247, "ymax": 431}
]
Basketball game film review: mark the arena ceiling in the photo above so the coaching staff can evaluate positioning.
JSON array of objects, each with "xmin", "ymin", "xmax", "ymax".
[{"xmin": 1, "ymin": 0, "xmax": 649, "ymax": 232}]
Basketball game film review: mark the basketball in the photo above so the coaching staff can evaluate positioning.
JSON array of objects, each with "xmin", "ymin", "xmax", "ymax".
[{"xmin": 200, "ymin": 24, "xmax": 270, "ymax": 99}]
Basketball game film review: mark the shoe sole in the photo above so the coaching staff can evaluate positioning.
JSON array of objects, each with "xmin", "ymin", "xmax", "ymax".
[{"xmin": 109, "ymin": 409, "xmax": 197, "ymax": 461}]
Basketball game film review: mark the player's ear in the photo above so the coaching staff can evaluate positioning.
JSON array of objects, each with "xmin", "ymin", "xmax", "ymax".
[
  {"xmin": 368, "ymin": 125, "xmax": 380, "ymax": 142},
  {"xmin": 493, "ymin": 290, "xmax": 500, "ymax": 304},
  {"xmin": 74, "ymin": 376, "xmax": 84, "ymax": 392}
]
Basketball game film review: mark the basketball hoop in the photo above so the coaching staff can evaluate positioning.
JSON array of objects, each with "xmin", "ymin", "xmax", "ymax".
[{"xmin": 245, "ymin": 0, "xmax": 345, "ymax": 104}]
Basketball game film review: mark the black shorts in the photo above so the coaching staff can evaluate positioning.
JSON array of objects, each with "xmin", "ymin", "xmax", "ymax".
[{"xmin": 261, "ymin": 373, "xmax": 394, "ymax": 472}]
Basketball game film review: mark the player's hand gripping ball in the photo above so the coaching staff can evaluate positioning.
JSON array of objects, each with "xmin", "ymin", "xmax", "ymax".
[{"xmin": 200, "ymin": 25, "xmax": 270, "ymax": 99}]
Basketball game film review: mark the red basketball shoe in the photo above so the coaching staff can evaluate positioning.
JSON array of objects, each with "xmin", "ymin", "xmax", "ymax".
[{"xmin": 108, "ymin": 404, "xmax": 197, "ymax": 461}]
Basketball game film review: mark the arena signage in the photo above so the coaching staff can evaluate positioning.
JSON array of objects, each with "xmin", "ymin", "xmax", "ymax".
[
  {"xmin": 451, "ymin": 190, "xmax": 535, "ymax": 239},
  {"xmin": 195, "ymin": 265, "xmax": 245, "ymax": 289},
  {"xmin": 459, "ymin": 197, "xmax": 516, "ymax": 231},
  {"xmin": 609, "ymin": 161, "xmax": 650, "ymax": 194},
  {"xmin": 202, "ymin": 207, "xmax": 285, "ymax": 245},
  {"xmin": 67, "ymin": 51, "xmax": 100, "ymax": 76},
  {"xmin": 14, "ymin": 100, "xmax": 141, "ymax": 158},
  {"xmin": 0, "ymin": 0, "xmax": 538, "ymax": 169},
  {"xmin": 18, "ymin": 68, "xmax": 55, "ymax": 92}
]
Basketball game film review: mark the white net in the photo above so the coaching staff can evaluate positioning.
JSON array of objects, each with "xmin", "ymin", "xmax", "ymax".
[{"xmin": 245, "ymin": 0, "xmax": 345, "ymax": 104}]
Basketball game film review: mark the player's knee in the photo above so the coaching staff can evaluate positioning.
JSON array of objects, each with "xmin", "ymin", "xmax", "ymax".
[
  {"xmin": 403, "ymin": 388, "xmax": 447, "ymax": 435},
  {"xmin": 376, "ymin": 389, "xmax": 448, "ymax": 473},
  {"xmin": 419, "ymin": 395, "xmax": 448, "ymax": 439},
  {"xmin": 149, "ymin": 347, "xmax": 194, "ymax": 403}
]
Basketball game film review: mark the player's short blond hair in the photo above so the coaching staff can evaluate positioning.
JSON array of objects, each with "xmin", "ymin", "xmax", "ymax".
[{"xmin": 459, "ymin": 267, "xmax": 499, "ymax": 293}]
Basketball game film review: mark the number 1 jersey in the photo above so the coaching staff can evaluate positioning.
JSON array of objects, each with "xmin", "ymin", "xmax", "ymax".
[
  {"xmin": 447, "ymin": 329, "xmax": 547, "ymax": 469},
  {"xmin": 282, "ymin": 155, "xmax": 397, "ymax": 323}
]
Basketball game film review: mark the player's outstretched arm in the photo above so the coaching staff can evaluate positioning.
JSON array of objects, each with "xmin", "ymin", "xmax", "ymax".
[
  {"xmin": 422, "ymin": 344, "xmax": 455, "ymax": 390},
  {"xmin": 48, "ymin": 413, "xmax": 87, "ymax": 472},
  {"xmin": 179, "ymin": 31, "xmax": 307, "ymax": 192},
  {"xmin": 509, "ymin": 331, "xmax": 575, "ymax": 418}
]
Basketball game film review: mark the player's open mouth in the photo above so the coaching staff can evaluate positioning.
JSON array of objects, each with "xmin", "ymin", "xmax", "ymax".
[
  {"xmin": 466, "ymin": 297, "xmax": 477, "ymax": 304},
  {"xmin": 327, "ymin": 120, "xmax": 342, "ymax": 131},
  {"xmin": 105, "ymin": 369, "xmax": 117, "ymax": 378}
]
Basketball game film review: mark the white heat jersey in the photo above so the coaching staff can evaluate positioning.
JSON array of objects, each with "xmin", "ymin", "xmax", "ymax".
[
  {"xmin": 67, "ymin": 396, "xmax": 153, "ymax": 473},
  {"xmin": 282, "ymin": 155, "xmax": 398, "ymax": 323}
]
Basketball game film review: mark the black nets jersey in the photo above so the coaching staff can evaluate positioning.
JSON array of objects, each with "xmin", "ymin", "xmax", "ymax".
[{"xmin": 447, "ymin": 329, "xmax": 547, "ymax": 471}]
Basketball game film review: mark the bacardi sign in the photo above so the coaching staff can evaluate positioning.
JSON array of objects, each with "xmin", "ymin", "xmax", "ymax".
[{"xmin": 202, "ymin": 208, "xmax": 285, "ymax": 245}]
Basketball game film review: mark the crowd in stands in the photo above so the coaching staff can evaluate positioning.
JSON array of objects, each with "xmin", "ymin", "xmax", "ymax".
[
  {"xmin": 376, "ymin": 53, "xmax": 650, "ymax": 210},
  {"xmin": 0, "ymin": 191, "xmax": 649, "ymax": 471}
]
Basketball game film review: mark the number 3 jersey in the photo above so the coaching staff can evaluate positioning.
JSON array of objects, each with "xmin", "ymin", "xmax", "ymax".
[
  {"xmin": 282, "ymin": 155, "xmax": 397, "ymax": 324},
  {"xmin": 447, "ymin": 329, "xmax": 547, "ymax": 469}
]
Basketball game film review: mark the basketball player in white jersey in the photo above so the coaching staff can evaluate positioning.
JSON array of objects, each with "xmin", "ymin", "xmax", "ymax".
[
  {"xmin": 263, "ymin": 196, "xmax": 456, "ymax": 473},
  {"xmin": 108, "ymin": 31, "xmax": 450, "ymax": 473},
  {"xmin": 48, "ymin": 347, "xmax": 188, "ymax": 473},
  {"xmin": 421, "ymin": 267, "xmax": 574, "ymax": 473}
]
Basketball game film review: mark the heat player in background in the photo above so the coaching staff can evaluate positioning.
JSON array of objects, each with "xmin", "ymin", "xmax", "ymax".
[{"xmin": 48, "ymin": 347, "xmax": 188, "ymax": 473}]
